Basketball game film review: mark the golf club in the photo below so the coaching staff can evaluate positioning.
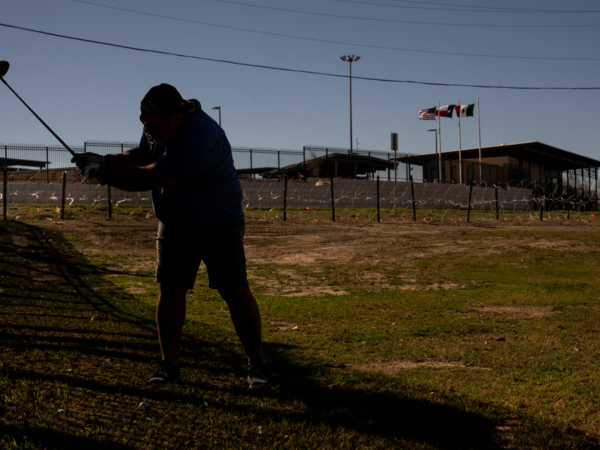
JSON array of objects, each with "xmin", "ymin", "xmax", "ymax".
[{"xmin": 0, "ymin": 60, "xmax": 78, "ymax": 159}]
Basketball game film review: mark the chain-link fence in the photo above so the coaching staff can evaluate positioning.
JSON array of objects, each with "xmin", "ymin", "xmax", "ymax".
[
  {"xmin": 0, "ymin": 141, "xmax": 412, "ymax": 183},
  {"xmin": 0, "ymin": 141, "xmax": 140, "ymax": 183}
]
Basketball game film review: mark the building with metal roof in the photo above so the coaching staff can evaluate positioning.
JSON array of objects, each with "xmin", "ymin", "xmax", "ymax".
[{"xmin": 399, "ymin": 141, "xmax": 599, "ymax": 188}]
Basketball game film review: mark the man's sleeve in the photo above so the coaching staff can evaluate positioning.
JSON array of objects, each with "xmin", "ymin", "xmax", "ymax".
[{"xmin": 139, "ymin": 132, "xmax": 149, "ymax": 153}]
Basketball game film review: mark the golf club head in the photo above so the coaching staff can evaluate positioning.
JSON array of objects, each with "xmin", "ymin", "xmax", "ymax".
[{"xmin": 0, "ymin": 61, "xmax": 9, "ymax": 78}]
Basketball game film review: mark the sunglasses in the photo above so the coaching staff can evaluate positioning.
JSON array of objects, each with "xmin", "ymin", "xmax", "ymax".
[{"xmin": 140, "ymin": 115, "xmax": 172, "ymax": 131}]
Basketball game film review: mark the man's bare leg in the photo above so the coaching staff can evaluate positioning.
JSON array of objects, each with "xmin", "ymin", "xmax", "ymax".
[
  {"xmin": 218, "ymin": 286, "xmax": 263, "ymax": 362},
  {"xmin": 157, "ymin": 283, "xmax": 189, "ymax": 363}
]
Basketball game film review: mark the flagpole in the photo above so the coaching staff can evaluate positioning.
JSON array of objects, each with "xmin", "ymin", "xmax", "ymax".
[
  {"xmin": 457, "ymin": 99, "xmax": 462, "ymax": 184},
  {"xmin": 477, "ymin": 97, "xmax": 482, "ymax": 183},
  {"xmin": 437, "ymin": 101, "xmax": 442, "ymax": 183}
]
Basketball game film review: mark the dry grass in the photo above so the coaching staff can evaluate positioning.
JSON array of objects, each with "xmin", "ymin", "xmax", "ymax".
[{"xmin": 1, "ymin": 205, "xmax": 600, "ymax": 449}]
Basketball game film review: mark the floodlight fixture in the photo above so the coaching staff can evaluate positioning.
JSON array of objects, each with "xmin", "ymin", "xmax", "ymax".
[{"xmin": 212, "ymin": 106, "xmax": 221, "ymax": 127}]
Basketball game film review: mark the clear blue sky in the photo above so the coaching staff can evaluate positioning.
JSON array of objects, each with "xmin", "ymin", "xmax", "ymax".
[{"xmin": 1, "ymin": 0, "xmax": 599, "ymax": 159}]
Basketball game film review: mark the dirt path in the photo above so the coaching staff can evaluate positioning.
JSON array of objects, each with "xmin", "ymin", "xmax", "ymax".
[
  {"xmin": 28, "ymin": 214, "xmax": 594, "ymax": 261},
  {"xmin": 5, "ymin": 206, "xmax": 600, "ymax": 297}
]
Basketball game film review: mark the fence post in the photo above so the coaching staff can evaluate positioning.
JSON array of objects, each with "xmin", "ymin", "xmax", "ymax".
[
  {"xmin": 3, "ymin": 144, "xmax": 7, "ymax": 220},
  {"xmin": 46, "ymin": 146, "xmax": 49, "ymax": 184},
  {"xmin": 277, "ymin": 150, "xmax": 280, "ymax": 170},
  {"xmin": 250, "ymin": 148, "xmax": 253, "ymax": 180},
  {"xmin": 540, "ymin": 185, "xmax": 544, "ymax": 221},
  {"xmin": 581, "ymin": 167, "xmax": 584, "ymax": 199},
  {"xmin": 594, "ymin": 167, "xmax": 598, "ymax": 211},
  {"xmin": 84, "ymin": 141, "xmax": 87, "ymax": 153},
  {"xmin": 330, "ymin": 176, "xmax": 335, "ymax": 222},
  {"xmin": 387, "ymin": 154, "xmax": 390, "ymax": 182},
  {"xmin": 377, "ymin": 175, "xmax": 380, "ymax": 223},
  {"xmin": 61, "ymin": 172, "xmax": 66, "ymax": 220},
  {"xmin": 283, "ymin": 177, "xmax": 287, "ymax": 222},
  {"xmin": 410, "ymin": 174, "xmax": 416, "ymax": 221},
  {"xmin": 467, "ymin": 180, "xmax": 474, "ymax": 223},
  {"xmin": 3, "ymin": 166, "xmax": 6, "ymax": 221},
  {"xmin": 107, "ymin": 185, "xmax": 112, "ymax": 219},
  {"xmin": 4, "ymin": 145, "xmax": 7, "ymax": 218},
  {"xmin": 121, "ymin": 142, "xmax": 124, "ymax": 154},
  {"xmin": 495, "ymin": 186, "xmax": 499, "ymax": 220}
]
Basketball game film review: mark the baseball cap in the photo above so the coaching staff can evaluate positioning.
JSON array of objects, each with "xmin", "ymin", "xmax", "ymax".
[{"xmin": 141, "ymin": 83, "xmax": 196, "ymax": 117}]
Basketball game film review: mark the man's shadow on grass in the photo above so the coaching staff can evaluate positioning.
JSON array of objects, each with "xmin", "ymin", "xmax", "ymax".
[
  {"xmin": 1, "ymin": 220, "xmax": 596, "ymax": 450},
  {"xmin": 0, "ymin": 220, "xmax": 240, "ymax": 367},
  {"xmin": 0, "ymin": 220, "xmax": 157, "ymax": 329}
]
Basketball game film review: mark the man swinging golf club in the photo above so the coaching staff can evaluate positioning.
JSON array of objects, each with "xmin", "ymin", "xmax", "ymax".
[{"xmin": 74, "ymin": 83, "xmax": 271, "ymax": 388}]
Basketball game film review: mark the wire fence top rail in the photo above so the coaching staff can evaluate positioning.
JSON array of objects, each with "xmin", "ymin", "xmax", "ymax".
[
  {"xmin": 3, "ymin": 141, "xmax": 597, "ymax": 196},
  {"xmin": 2, "ymin": 141, "xmax": 423, "ymax": 183}
]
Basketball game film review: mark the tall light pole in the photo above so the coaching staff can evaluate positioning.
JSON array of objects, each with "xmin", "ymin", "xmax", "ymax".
[
  {"xmin": 212, "ymin": 106, "xmax": 221, "ymax": 127},
  {"xmin": 428, "ymin": 129, "xmax": 439, "ymax": 183},
  {"xmin": 341, "ymin": 55, "xmax": 360, "ymax": 154}
]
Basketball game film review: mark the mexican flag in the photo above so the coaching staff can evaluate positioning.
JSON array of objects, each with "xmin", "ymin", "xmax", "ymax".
[{"xmin": 455, "ymin": 104, "xmax": 475, "ymax": 117}]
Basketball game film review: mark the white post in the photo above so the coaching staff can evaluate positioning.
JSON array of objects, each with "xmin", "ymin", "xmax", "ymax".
[
  {"xmin": 477, "ymin": 97, "xmax": 482, "ymax": 183},
  {"xmin": 457, "ymin": 99, "xmax": 462, "ymax": 184},
  {"xmin": 437, "ymin": 101, "xmax": 442, "ymax": 183}
]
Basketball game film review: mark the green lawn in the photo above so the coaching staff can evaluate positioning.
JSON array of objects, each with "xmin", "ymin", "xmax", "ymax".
[{"xmin": 1, "ymin": 214, "xmax": 599, "ymax": 449}]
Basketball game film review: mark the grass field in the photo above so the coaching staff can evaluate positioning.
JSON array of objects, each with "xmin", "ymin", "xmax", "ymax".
[
  {"xmin": 1, "ymin": 205, "xmax": 599, "ymax": 449},
  {"xmin": 244, "ymin": 206, "xmax": 598, "ymax": 224}
]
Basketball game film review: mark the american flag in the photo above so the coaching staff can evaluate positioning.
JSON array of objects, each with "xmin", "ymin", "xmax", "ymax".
[{"xmin": 419, "ymin": 107, "xmax": 437, "ymax": 120}]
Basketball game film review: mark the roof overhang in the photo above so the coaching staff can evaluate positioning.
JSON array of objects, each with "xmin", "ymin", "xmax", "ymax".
[
  {"xmin": 4, "ymin": 158, "xmax": 49, "ymax": 168},
  {"xmin": 398, "ymin": 141, "xmax": 600, "ymax": 167}
]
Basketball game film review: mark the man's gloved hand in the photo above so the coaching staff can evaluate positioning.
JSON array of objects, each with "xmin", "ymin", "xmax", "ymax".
[
  {"xmin": 71, "ymin": 152, "xmax": 106, "ymax": 165},
  {"xmin": 76, "ymin": 160, "xmax": 103, "ymax": 185}
]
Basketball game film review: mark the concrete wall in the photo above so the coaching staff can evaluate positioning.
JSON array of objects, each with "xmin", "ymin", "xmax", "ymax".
[{"xmin": 0, "ymin": 179, "xmax": 535, "ymax": 211}]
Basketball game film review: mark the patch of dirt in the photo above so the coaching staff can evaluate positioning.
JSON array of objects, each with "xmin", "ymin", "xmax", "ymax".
[
  {"xmin": 244, "ymin": 221, "xmax": 598, "ymax": 268},
  {"xmin": 12, "ymin": 207, "xmax": 599, "ymax": 295},
  {"xmin": 393, "ymin": 282, "xmax": 463, "ymax": 291},
  {"xmin": 352, "ymin": 360, "xmax": 491, "ymax": 372},
  {"xmin": 125, "ymin": 286, "xmax": 149, "ymax": 295},
  {"xmin": 281, "ymin": 286, "xmax": 348, "ymax": 297},
  {"xmin": 268, "ymin": 321, "xmax": 298, "ymax": 331},
  {"xmin": 477, "ymin": 306, "xmax": 554, "ymax": 319},
  {"xmin": 249, "ymin": 268, "xmax": 349, "ymax": 297},
  {"xmin": 31, "ymin": 274, "xmax": 63, "ymax": 282}
]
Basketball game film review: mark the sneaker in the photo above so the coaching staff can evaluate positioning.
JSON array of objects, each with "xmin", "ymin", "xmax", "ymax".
[
  {"xmin": 247, "ymin": 361, "xmax": 272, "ymax": 389},
  {"xmin": 148, "ymin": 360, "xmax": 181, "ymax": 386}
]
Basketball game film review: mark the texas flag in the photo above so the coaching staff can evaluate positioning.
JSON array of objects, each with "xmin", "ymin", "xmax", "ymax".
[{"xmin": 436, "ymin": 105, "xmax": 455, "ymax": 118}]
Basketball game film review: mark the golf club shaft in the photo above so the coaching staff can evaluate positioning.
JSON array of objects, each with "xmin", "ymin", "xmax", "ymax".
[{"xmin": 1, "ymin": 78, "xmax": 78, "ymax": 158}]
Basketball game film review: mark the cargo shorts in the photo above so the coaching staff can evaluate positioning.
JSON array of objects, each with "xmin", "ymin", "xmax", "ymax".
[{"xmin": 155, "ymin": 214, "xmax": 249, "ymax": 290}]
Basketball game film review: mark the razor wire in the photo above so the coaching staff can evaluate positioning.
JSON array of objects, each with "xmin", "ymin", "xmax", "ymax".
[
  {"xmin": 240, "ymin": 177, "xmax": 599, "ymax": 223},
  {"xmin": 1, "ymin": 176, "xmax": 598, "ymax": 222}
]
